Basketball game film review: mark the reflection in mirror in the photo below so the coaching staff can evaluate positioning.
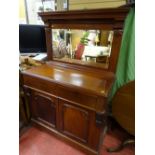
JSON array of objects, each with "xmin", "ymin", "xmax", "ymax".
[{"xmin": 52, "ymin": 29, "xmax": 114, "ymax": 68}]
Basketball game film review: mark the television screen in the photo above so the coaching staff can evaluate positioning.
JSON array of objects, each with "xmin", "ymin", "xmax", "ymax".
[{"xmin": 19, "ymin": 24, "xmax": 47, "ymax": 54}]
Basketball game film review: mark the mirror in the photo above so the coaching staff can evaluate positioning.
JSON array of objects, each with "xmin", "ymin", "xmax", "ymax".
[
  {"xmin": 39, "ymin": 8, "xmax": 129, "ymax": 72},
  {"xmin": 52, "ymin": 29, "xmax": 114, "ymax": 69}
]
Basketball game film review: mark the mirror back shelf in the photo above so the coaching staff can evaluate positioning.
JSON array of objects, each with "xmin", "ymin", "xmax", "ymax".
[{"xmin": 39, "ymin": 7, "xmax": 129, "ymax": 73}]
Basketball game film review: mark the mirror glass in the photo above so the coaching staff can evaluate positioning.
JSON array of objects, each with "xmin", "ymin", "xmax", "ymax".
[{"xmin": 52, "ymin": 29, "xmax": 114, "ymax": 68}]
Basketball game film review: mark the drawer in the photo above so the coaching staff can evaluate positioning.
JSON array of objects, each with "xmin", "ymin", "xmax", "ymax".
[
  {"xmin": 56, "ymin": 85, "xmax": 97, "ymax": 110},
  {"xmin": 23, "ymin": 74, "xmax": 56, "ymax": 95}
]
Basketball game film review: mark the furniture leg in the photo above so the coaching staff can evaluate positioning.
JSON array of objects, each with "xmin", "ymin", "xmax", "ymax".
[{"xmin": 107, "ymin": 139, "xmax": 135, "ymax": 152}]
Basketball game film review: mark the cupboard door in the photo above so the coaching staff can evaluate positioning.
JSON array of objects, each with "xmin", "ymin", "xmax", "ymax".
[
  {"xmin": 59, "ymin": 99, "xmax": 90, "ymax": 143},
  {"xmin": 32, "ymin": 91, "xmax": 57, "ymax": 128}
]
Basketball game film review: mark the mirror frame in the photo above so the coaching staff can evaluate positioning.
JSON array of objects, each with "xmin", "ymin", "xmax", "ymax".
[{"xmin": 39, "ymin": 7, "xmax": 129, "ymax": 73}]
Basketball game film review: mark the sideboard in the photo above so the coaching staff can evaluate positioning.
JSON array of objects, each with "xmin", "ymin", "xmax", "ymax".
[
  {"xmin": 21, "ymin": 7, "xmax": 129, "ymax": 155},
  {"xmin": 22, "ymin": 63, "xmax": 114, "ymax": 155}
]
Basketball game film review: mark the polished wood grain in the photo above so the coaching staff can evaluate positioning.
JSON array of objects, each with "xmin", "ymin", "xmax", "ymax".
[
  {"xmin": 33, "ymin": 92, "xmax": 57, "ymax": 127},
  {"xmin": 45, "ymin": 27, "xmax": 53, "ymax": 60},
  {"xmin": 25, "ymin": 88, "xmax": 57, "ymax": 128},
  {"xmin": 60, "ymin": 101, "xmax": 89, "ymax": 143},
  {"xmin": 22, "ymin": 64, "xmax": 114, "ymax": 98},
  {"xmin": 108, "ymin": 30, "xmax": 123, "ymax": 72}
]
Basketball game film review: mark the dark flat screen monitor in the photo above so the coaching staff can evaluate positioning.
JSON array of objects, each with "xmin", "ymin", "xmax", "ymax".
[{"xmin": 19, "ymin": 24, "xmax": 47, "ymax": 54}]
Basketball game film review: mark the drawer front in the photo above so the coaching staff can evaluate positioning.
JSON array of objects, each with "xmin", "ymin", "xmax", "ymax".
[
  {"xmin": 23, "ymin": 74, "xmax": 56, "ymax": 95},
  {"xmin": 56, "ymin": 85, "xmax": 97, "ymax": 110}
]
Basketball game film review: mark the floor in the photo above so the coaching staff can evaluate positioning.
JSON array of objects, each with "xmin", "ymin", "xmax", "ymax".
[{"xmin": 19, "ymin": 123, "xmax": 134, "ymax": 155}]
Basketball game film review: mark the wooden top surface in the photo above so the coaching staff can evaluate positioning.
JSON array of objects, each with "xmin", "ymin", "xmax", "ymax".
[{"xmin": 22, "ymin": 64, "xmax": 115, "ymax": 97}]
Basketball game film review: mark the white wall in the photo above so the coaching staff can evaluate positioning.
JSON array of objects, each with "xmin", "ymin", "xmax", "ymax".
[{"xmin": 26, "ymin": 0, "xmax": 55, "ymax": 24}]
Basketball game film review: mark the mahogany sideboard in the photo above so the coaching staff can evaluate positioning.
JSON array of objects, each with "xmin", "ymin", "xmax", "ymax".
[
  {"xmin": 21, "ymin": 63, "xmax": 114, "ymax": 155},
  {"xmin": 21, "ymin": 7, "xmax": 129, "ymax": 155}
]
